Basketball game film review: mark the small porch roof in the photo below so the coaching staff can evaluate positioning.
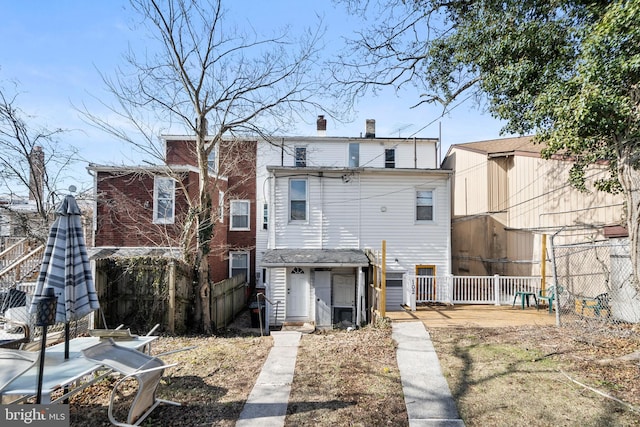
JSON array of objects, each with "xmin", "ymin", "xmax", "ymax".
[{"xmin": 261, "ymin": 249, "xmax": 370, "ymax": 268}]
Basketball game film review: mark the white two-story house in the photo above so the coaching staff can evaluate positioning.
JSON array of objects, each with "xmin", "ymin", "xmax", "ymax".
[{"xmin": 256, "ymin": 117, "xmax": 452, "ymax": 329}]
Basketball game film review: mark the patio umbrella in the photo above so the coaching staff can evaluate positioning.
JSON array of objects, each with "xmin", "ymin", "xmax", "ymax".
[{"xmin": 29, "ymin": 193, "xmax": 100, "ymax": 359}]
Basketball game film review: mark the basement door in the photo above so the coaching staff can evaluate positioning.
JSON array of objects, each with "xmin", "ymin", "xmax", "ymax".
[{"xmin": 287, "ymin": 267, "xmax": 309, "ymax": 318}]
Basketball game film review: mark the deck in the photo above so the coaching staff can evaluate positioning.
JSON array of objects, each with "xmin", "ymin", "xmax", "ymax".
[{"xmin": 386, "ymin": 304, "xmax": 557, "ymax": 328}]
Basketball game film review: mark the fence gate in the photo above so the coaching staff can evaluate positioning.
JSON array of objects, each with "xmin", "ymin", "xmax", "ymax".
[{"xmin": 550, "ymin": 236, "xmax": 640, "ymax": 328}]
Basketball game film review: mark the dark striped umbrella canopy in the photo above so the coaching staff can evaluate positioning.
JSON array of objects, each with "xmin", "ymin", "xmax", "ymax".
[{"xmin": 29, "ymin": 194, "xmax": 99, "ymax": 355}]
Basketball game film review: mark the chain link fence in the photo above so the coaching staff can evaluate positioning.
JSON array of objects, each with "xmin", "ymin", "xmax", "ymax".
[{"xmin": 550, "ymin": 237, "xmax": 640, "ymax": 335}]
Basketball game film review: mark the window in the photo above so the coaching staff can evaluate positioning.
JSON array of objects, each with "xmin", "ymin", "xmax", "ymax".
[
  {"xmin": 416, "ymin": 190, "xmax": 434, "ymax": 221},
  {"xmin": 385, "ymin": 148, "xmax": 395, "ymax": 168},
  {"xmin": 289, "ymin": 179, "xmax": 307, "ymax": 221},
  {"xmin": 263, "ymin": 203, "xmax": 268, "ymax": 230},
  {"xmin": 218, "ymin": 191, "xmax": 224, "ymax": 223},
  {"xmin": 153, "ymin": 176, "xmax": 175, "ymax": 224},
  {"xmin": 386, "ymin": 272, "xmax": 404, "ymax": 288},
  {"xmin": 230, "ymin": 252, "xmax": 249, "ymax": 280},
  {"xmin": 415, "ymin": 265, "xmax": 436, "ymax": 300},
  {"xmin": 230, "ymin": 200, "xmax": 250, "ymax": 230},
  {"xmin": 349, "ymin": 143, "xmax": 359, "ymax": 167},
  {"xmin": 295, "ymin": 146, "xmax": 307, "ymax": 167},
  {"xmin": 208, "ymin": 146, "xmax": 217, "ymax": 172}
]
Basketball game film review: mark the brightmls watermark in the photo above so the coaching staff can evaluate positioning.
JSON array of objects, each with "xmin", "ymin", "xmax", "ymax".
[{"xmin": 1, "ymin": 405, "xmax": 69, "ymax": 426}]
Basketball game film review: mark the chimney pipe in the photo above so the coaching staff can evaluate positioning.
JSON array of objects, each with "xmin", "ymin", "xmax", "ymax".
[
  {"xmin": 29, "ymin": 146, "xmax": 45, "ymax": 201},
  {"xmin": 317, "ymin": 115, "xmax": 327, "ymax": 136},
  {"xmin": 365, "ymin": 119, "xmax": 375, "ymax": 138}
]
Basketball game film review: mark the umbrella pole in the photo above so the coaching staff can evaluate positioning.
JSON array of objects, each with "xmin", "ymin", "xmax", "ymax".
[
  {"xmin": 65, "ymin": 322, "xmax": 70, "ymax": 359},
  {"xmin": 35, "ymin": 325, "xmax": 48, "ymax": 404}
]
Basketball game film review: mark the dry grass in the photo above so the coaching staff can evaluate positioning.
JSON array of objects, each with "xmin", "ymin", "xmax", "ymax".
[
  {"xmin": 430, "ymin": 325, "xmax": 640, "ymax": 427},
  {"xmin": 68, "ymin": 312, "xmax": 640, "ymax": 426}
]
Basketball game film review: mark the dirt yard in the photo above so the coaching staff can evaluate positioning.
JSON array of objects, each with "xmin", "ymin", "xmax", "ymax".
[{"xmin": 67, "ymin": 308, "xmax": 640, "ymax": 426}]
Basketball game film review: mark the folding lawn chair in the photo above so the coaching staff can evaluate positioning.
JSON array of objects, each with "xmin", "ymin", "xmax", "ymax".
[
  {"xmin": 0, "ymin": 348, "xmax": 38, "ymax": 401},
  {"xmin": 81, "ymin": 338, "xmax": 181, "ymax": 426}
]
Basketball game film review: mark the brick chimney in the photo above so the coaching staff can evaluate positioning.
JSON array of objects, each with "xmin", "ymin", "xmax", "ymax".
[
  {"xmin": 29, "ymin": 146, "xmax": 45, "ymax": 201},
  {"xmin": 317, "ymin": 115, "xmax": 327, "ymax": 136},
  {"xmin": 365, "ymin": 119, "xmax": 375, "ymax": 138}
]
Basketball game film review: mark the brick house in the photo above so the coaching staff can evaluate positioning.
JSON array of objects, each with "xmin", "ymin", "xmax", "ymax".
[{"xmin": 88, "ymin": 136, "xmax": 257, "ymax": 287}]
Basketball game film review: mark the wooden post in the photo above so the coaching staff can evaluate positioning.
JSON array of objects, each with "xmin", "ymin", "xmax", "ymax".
[
  {"xmin": 168, "ymin": 260, "xmax": 175, "ymax": 334},
  {"xmin": 381, "ymin": 240, "xmax": 386, "ymax": 318}
]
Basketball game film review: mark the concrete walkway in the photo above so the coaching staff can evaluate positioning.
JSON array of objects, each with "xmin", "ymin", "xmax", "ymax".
[
  {"xmin": 236, "ymin": 321, "xmax": 464, "ymax": 426},
  {"xmin": 392, "ymin": 321, "xmax": 465, "ymax": 426},
  {"xmin": 236, "ymin": 331, "xmax": 301, "ymax": 427}
]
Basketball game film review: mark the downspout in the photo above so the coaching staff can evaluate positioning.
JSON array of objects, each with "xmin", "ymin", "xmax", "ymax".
[
  {"xmin": 320, "ymin": 172, "xmax": 324, "ymax": 249},
  {"xmin": 280, "ymin": 138, "xmax": 284, "ymax": 167},
  {"xmin": 414, "ymin": 137, "xmax": 417, "ymax": 168}
]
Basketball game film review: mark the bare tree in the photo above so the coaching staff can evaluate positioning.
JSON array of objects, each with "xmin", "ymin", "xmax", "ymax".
[
  {"xmin": 0, "ymin": 83, "xmax": 79, "ymax": 243},
  {"xmin": 82, "ymin": 0, "xmax": 331, "ymax": 333}
]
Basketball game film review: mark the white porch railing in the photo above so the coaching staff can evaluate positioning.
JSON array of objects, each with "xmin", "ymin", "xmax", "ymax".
[{"xmin": 404, "ymin": 275, "xmax": 542, "ymax": 311}]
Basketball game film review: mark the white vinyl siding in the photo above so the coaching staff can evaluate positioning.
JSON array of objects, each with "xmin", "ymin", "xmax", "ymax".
[
  {"xmin": 153, "ymin": 176, "xmax": 175, "ymax": 224},
  {"xmin": 269, "ymin": 170, "xmax": 451, "ymax": 275},
  {"xmin": 230, "ymin": 200, "xmax": 250, "ymax": 230}
]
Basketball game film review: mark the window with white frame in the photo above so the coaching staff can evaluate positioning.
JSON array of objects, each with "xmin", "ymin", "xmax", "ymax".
[
  {"xmin": 230, "ymin": 252, "xmax": 249, "ymax": 280},
  {"xmin": 230, "ymin": 200, "xmax": 250, "ymax": 230},
  {"xmin": 207, "ymin": 145, "xmax": 217, "ymax": 173},
  {"xmin": 416, "ymin": 190, "xmax": 434, "ymax": 221},
  {"xmin": 289, "ymin": 179, "xmax": 307, "ymax": 221},
  {"xmin": 153, "ymin": 176, "xmax": 175, "ymax": 224},
  {"xmin": 386, "ymin": 272, "xmax": 404, "ymax": 288},
  {"xmin": 218, "ymin": 191, "xmax": 224, "ymax": 223},
  {"xmin": 349, "ymin": 143, "xmax": 360, "ymax": 167},
  {"xmin": 295, "ymin": 146, "xmax": 307, "ymax": 167}
]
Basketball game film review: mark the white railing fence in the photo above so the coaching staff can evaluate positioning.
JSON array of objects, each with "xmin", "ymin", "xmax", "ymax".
[{"xmin": 404, "ymin": 275, "xmax": 542, "ymax": 311}]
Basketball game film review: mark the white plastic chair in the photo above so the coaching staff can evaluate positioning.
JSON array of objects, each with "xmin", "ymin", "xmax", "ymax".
[{"xmin": 81, "ymin": 338, "xmax": 180, "ymax": 426}]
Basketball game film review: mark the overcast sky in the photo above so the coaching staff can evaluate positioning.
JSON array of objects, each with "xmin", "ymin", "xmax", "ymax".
[{"xmin": 0, "ymin": 0, "xmax": 510, "ymax": 193}]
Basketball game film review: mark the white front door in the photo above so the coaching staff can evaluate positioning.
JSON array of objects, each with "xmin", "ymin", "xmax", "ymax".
[{"xmin": 287, "ymin": 267, "xmax": 309, "ymax": 318}]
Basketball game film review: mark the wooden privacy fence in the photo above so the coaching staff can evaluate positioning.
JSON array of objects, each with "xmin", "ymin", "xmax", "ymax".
[
  {"xmin": 209, "ymin": 273, "xmax": 248, "ymax": 330},
  {"xmin": 94, "ymin": 257, "xmax": 192, "ymax": 334}
]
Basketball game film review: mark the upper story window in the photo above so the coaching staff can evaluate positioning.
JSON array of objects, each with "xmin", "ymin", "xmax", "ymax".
[
  {"xmin": 416, "ymin": 190, "xmax": 434, "ymax": 221},
  {"xmin": 153, "ymin": 176, "xmax": 175, "ymax": 224},
  {"xmin": 263, "ymin": 203, "xmax": 268, "ymax": 230},
  {"xmin": 349, "ymin": 143, "xmax": 360, "ymax": 167},
  {"xmin": 290, "ymin": 179, "xmax": 307, "ymax": 221},
  {"xmin": 208, "ymin": 145, "xmax": 217, "ymax": 173},
  {"xmin": 295, "ymin": 146, "xmax": 307, "ymax": 167},
  {"xmin": 385, "ymin": 148, "xmax": 395, "ymax": 168},
  {"xmin": 230, "ymin": 200, "xmax": 250, "ymax": 230},
  {"xmin": 218, "ymin": 191, "xmax": 224, "ymax": 223}
]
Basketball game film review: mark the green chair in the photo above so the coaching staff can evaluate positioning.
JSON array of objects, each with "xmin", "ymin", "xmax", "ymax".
[
  {"xmin": 593, "ymin": 293, "xmax": 610, "ymax": 318},
  {"xmin": 538, "ymin": 285, "xmax": 562, "ymax": 313}
]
